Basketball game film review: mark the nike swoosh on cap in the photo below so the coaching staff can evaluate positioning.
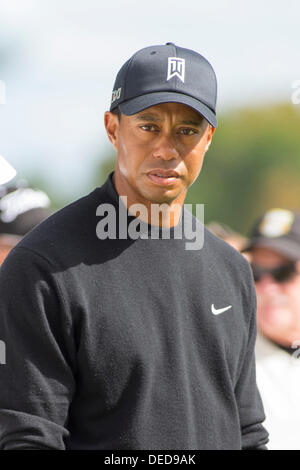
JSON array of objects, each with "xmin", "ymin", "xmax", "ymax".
[{"xmin": 211, "ymin": 304, "xmax": 232, "ymax": 315}]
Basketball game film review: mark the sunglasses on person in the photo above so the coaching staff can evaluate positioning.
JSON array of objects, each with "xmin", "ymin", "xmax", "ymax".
[{"xmin": 250, "ymin": 261, "xmax": 297, "ymax": 283}]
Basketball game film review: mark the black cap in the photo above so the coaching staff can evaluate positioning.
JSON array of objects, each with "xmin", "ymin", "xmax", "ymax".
[
  {"xmin": 0, "ymin": 181, "xmax": 53, "ymax": 236},
  {"xmin": 243, "ymin": 208, "xmax": 300, "ymax": 261},
  {"xmin": 110, "ymin": 42, "xmax": 217, "ymax": 127}
]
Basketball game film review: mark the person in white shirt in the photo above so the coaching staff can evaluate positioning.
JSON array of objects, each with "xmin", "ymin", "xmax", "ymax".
[{"xmin": 243, "ymin": 208, "xmax": 300, "ymax": 450}]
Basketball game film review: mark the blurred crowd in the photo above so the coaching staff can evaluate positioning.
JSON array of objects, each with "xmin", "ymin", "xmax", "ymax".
[
  {"xmin": 1, "ymin": 157, "xmax": 300, "ymax": 450},
  {"xmin": 208, "ymin": 209, "xmax": 300, "ymax": 450}
]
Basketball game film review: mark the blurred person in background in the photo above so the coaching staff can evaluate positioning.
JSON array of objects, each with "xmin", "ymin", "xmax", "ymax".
[
  {"xmin": 0, "ymin": 181, "xmax": 53, "ymax": 265},
  {"xmin": 243, "ymin": 208, "xmax": 300, "ymax": 450}
]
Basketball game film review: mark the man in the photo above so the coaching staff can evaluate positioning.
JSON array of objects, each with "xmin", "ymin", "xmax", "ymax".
[
  {"xmin": 0, "ymin": 43, "xmax": 269, "ymax": 450},
  {"xmin": 0, "ymin": 155, "xmax": 16, "ymax": 185},
  {"xmin": 243, "ymin": 208, "xmax": 300, "ymax": 450},
  {"xmin": 0, "ymin": 182, "xmax": 53, "ymax": 265}
]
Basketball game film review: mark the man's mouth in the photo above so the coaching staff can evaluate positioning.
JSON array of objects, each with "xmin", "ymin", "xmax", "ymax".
[{"xmin": 147, "ymin": 170, "xmax": 180, "ymax": 185}]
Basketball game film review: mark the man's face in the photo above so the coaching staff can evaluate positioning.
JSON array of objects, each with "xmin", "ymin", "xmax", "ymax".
[
  {"xmin": 104, "ymin": 102, "xmax": 215, "ymax": 208},
  {"xmin": 251, "ymin": 246, "xmax": 300, "ymax": 347}
]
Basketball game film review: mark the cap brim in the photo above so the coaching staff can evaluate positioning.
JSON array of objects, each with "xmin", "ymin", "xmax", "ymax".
[
  {"xmin": 119, "ymin": 91, "xmax": 217, "ymax": 128},
  {"xmin": 0, "ymin": 156, "xmax": 17, "ymax": 185},
  {"xmin": 242, "ymin": 237, "xmax": 300, "ymax": 261}
]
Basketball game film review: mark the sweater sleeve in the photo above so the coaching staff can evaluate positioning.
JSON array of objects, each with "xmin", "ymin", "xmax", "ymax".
[
  {"xmin": 0, "ymin": 246, "xmax": 76, "ymax": 450},
  {"xmin": 234, "ymin": 276, "xmax": 269, "ymax": 450}
]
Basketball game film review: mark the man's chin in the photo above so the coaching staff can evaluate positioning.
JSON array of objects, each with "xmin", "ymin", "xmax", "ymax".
[{"xmin": 140, "ymin": 187, "xmax": 182, "ymax": 205}]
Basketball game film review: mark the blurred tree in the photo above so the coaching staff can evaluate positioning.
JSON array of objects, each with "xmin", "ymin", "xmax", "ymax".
[{"xmin": 185, "ymin": 102, "xmax": 300, "ymax": 235}]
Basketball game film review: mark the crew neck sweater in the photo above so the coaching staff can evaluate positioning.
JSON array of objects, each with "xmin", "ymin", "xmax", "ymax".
[{"xmin": 0, "ymin": 171, "xmax": 269, "ymax": 450}]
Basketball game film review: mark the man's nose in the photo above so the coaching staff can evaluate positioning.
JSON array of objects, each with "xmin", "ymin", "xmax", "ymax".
[{"xmin": 152, "ymin": 133, "xmax": 179, "ymax": 160}]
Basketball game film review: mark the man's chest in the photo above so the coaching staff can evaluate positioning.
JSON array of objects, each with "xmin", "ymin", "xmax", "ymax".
[{"xmin": 74, "ymin": 246, "xmax": 249, "ymax": 396}]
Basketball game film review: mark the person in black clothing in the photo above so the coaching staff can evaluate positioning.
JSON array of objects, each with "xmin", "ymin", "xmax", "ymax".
[{"xmin": 0, "ymin": 43, "xmax": 269, "ymax": 450}]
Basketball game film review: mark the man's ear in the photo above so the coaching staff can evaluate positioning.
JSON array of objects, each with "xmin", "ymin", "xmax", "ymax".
[
  {"xmin": 104, "ymin": 111, "xmax": 119, "ymax": 151},
  {"xmin": 205, "ymin": 125, "xmax": 216, "ymax": 152},
  {"xmin": 296, "ymin": 260, "xmax": 300, "ymax": 274}
]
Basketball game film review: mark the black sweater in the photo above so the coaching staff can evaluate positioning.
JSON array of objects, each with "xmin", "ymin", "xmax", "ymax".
[{"xmin": 0, "ymin": 171, "xmax": 269, "ymax": 450}]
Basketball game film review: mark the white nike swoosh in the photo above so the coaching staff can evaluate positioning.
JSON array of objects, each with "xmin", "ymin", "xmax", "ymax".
[{"xmin": 211, "ymin": 304, "xmax": 232, "ymax": 315}]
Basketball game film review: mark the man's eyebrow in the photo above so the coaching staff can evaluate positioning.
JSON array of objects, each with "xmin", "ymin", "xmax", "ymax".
[
  {"xmin": 134, "ymin": 113, "xmax": 162, "ymax": 122},
  {"xmin": 134, "ymin": 114, "xmax": 204, "ymax": 127},
  {"xmin": 179, "ymin": 119, "xmax": 204, "ymax": 127}
]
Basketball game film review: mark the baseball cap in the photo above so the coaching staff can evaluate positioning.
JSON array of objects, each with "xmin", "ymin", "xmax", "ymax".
[
  {"xmin": 0, "ymin": 181, "xmax": 53, "ymax": 236},
  {"xmin": 0, "ymin": 155, "xmax": 17, "ymax": 185},
  {"xmin": 242, "ymin": 208, "xmax": 300, "ymax": 261},
  {"xmin": 110, "ymin": 42, "xmax": 218, "ymax": 127}
]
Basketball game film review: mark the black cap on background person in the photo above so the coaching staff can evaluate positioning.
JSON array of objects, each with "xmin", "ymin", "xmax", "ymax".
[
  {"xmin": 0, "ymin": 155, "xmax": 17, "ymax": 185},
  {"xmin": 0, "ymin": 181, "xmax": 53, "ymax": 264},
  {"xmin": 242, "ymin": 208, "xmax": 300, "ymax": 261}
]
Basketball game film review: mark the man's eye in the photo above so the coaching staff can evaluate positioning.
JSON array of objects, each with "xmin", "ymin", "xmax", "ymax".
[
  {"xmin": 179, "ymin": 128, "xmax": 198, "ymax": 135},
  {"xmin": 140, "ymin": 124, "xmax": 158, "ymax": 132}
]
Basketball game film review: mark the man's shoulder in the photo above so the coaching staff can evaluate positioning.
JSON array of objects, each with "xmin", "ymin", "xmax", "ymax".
[
  {"xmin": 182, "ymin": 208, "xmax": 251, "ymax": 275},
  {"xmin": 203, "ymin": 222, "xmax": 251, "ymax": 271}
]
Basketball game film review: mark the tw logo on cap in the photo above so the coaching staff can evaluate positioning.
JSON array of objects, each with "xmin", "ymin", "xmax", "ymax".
[{"xmin": 167, "ymin": 57, "xmax": 185, "ymax": 83}]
